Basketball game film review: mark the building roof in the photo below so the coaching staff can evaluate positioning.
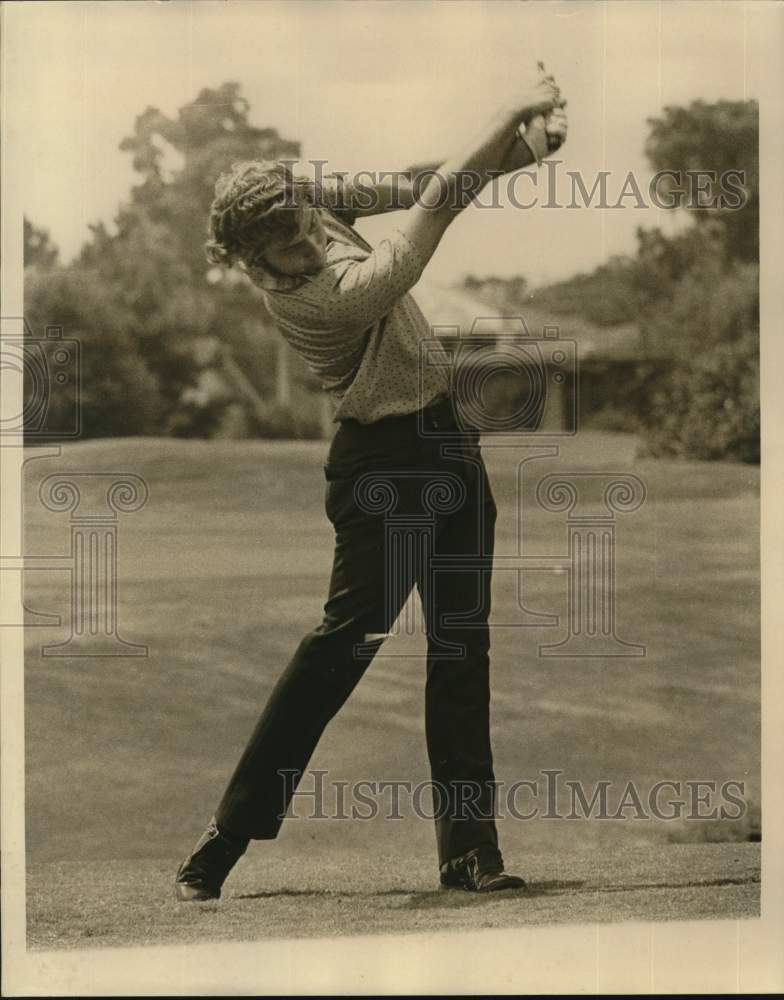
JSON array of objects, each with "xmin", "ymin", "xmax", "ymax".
[{"xmin": 411, "ymin": 279, "xmax": 646, "ymax": 362}]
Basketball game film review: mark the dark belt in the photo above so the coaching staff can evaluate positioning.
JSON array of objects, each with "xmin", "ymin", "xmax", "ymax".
[
  {"xmin": 326, "ymin": 395, "xmax": 472, "ymax": 477},
  {"xmin": 420, "ymin": 393, "xmax": 460, "ymax": 431},
  {"xmin": 339, "ymin": 394, "xmax": 459, "ymax": 434}
]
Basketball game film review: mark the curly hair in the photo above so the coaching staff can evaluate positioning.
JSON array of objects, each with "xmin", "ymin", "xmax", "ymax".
[{"xmin": 204, "ymin": 160, "xmax": 309, "ymax": 269}]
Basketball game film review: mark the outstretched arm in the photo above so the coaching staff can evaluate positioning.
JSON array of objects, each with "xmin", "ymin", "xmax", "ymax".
[
  {"xmin": 317, "ymin": 94, "xmax": 566, "ymax": 218},
  {"xmin": 317, "ymin": 169, "xmax": 427, "ymax": 217},
  {"xmin": 300, "ymin": 74, "xmax": 566, "ymax": 331},
  {"xmin": 397, "ymin": 78, "xmax": 561, "ymax": 265},
  {"xmin": 327, "ymin": 59, "xmax": 566, "ymax": 218}
]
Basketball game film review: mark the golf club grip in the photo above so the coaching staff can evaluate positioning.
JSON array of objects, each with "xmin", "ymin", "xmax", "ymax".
[{"xmin": 517, "ymin": 114, "xmax": 550, "ymax": 165}]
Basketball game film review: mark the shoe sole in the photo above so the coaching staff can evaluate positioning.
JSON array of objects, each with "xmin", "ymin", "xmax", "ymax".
[
  {"xmin": 440, "ymin": 878, "xmax": 526, "ymax": 893},
  {"xmin": 175, "ymin": 883, "xmax": 221, "ymax": 902}
]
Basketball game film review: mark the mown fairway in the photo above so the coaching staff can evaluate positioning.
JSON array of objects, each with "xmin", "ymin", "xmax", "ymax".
[{"xmin": 22, "ymin": 432, "xmax": 760, "ymax": 945}]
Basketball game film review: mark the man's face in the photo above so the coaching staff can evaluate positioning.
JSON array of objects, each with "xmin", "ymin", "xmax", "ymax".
[{"xmin": 260, "ymin": 204, "xmax": 327, "ymax": 277}]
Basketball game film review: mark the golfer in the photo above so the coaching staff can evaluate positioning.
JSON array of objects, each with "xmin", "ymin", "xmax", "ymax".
[{"xmin": 176, "ymin": 72, "xmax": 567, "ymax": 900}]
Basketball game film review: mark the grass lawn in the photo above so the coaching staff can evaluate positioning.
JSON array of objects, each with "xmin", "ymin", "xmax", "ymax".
[
  {"xmin": 22, "ymin": 431, "xmax": 760, "ymax": 947},
  {"xmin": 27, "ymin": 844, "xmax": 760, "ymax": 950}
]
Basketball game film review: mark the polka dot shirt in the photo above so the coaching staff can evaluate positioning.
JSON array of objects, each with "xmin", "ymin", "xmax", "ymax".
[{"xmin": 245, "ymin": 191, "xmax": 450, "ymax": 424}]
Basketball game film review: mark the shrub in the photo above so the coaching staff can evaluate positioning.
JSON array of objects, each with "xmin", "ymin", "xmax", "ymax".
[
  {"xmin": 638, "ymin": 260, "xmax": 759, "ymax": 463},
  {"xmin": 250, "ymin": 401, "xmax": 323, "ymax": 440},
  {"xmin": 24, "ymin": 265, "xmax": 166, "ymax": 438},
  {"xmin": 638, "ymin": 331, "xmax": 759, "ymax": 463}
]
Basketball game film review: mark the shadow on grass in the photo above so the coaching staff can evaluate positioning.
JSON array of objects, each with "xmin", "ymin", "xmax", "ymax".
[
  {"xmin": 235, "ymin": 881, "xmax": 587, "ymax": 907},
  {"xmin": 234, "ymin": 873, "xmax": 758, "ymax": 908},
  {"xmin": 235, "ymin": 888, "xmax": 414, "ymax": 900}
]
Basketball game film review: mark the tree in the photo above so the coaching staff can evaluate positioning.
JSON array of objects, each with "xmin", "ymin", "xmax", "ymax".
[
  {"xmin": 23, "ymin": 83, "xmax": 310, "ymax": 439},
  {"xmin": 73, "ymin": 82, "xmax": 304, "ymax": 436},
  {"xmin": 636, "ymin": 100, "xmax": 759, "ymax": 462},
  {"xmin": 529, "ymin": 99, "xmax": 759, "ymax": 462},
  {"xmin": 25, "ymin": 266, "xmax": 165, "ymax": 438},
  {"xmin": 534, "ymin": 255, "xmax": 640, "ymax": 327},
  {"xmin": 645, "ymin": 100, "xmax": 758, "ymax": 262},
  {"xmin": 116, "ymin": 82, "xmax": 300, "ymax": 279},
  {"xmin": 24, "ymin": 218, "xmax": 59, "ymax": 269}
]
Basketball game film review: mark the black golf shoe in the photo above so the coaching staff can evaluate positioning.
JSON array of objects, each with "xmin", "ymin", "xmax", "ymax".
[
  {"xmin": 175, "ymin": 818, "xmax": 248, "ymax": 901},
  {"xmin": 440, "ymin": 845, "xmax": 526, "ymax": 893}
]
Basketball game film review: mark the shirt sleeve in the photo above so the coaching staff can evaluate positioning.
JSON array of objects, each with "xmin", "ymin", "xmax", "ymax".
[{"xmin": 311, "ymin": 227, "xmax": 427, "ymax": 330}]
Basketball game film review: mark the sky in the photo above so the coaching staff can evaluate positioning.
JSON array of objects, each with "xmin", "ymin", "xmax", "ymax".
[{"xmin": 8, "ymin": 0, "xmax": 760, "ymax": 287}]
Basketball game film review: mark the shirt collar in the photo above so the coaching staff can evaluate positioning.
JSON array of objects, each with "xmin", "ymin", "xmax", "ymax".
[{"xmin": 241, "ymin": 205, "xmax": 365, "ymax": 294}]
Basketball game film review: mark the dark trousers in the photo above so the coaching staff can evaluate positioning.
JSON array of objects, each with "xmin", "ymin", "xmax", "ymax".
[{"xmin": 215, "ymin": 395, "xmax": 501, "ymax": 865}]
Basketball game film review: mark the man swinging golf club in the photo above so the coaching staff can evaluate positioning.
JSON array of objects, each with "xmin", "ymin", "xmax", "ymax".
[{"xmin": 176, "ymin": 66, "xmax": 567, "ymax": 900}]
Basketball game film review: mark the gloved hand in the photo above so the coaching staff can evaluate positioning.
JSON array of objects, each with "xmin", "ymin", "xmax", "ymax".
[{"xmin": 518, "ymin": 61, "xmax": 568, "ymax": 163}]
